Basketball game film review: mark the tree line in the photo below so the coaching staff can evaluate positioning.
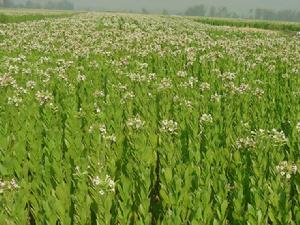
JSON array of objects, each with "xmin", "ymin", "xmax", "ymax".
[
  {"xmin": 185, "ymin": 5, "xmax": 300, "ymax": 22},
  {"xmin": 0, "ymin": 0, "xmax": 74, "ymax": 10}
]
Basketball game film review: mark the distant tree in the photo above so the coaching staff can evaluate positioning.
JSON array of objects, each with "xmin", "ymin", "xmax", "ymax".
[
  {"xmin": 217, "ymin": 7, "xmax": 229, "ymax": 18},
  {"xmin": 254, "ymin": 8, "xmax": 300, "ymax": 22},
  {"xmin": 185, "ymin": 5, "xmax": 206, "ymax": 16},
  {"xmin": 142, "ymin": 8, "xmax": 149, "ymax": 14},
  {"xmin": 277, "ymin": 10, "xmax": 296, "ymax": 21},
  {"xmin": 3, "ymin": 0, "xmax": 14, "ymax": 7},
  {"xmin": 59, "ymin": 1, "xmax": 74, "ymax": 10},
  {"xmin": 248, "ymin": 9, "xmax": 254, "ymax": 19},
  {"xmin": 231, "ymin": 12, "xmax": 239, "ymax": 18},
  {"xmin": 209, "ymin": 6, "xmax": 216, "ymax": 17},
  {"xmin": 184, "ymin": 5, "xmax": 300, "ymax": 22},
  {"xmin": 262, "ymin": 9, "xmax": 276, "ymax": 20},
  {"xmin": 255, "ymin": 8, "xmax": 263, "ymax": 19},
  {"xmin": 24, "ymin": 0, "xmax": 74, "ymax": 10},
  {"xmin": 297, "ymin": 11, "xmax": 300, "ymax": 22},
  {"xmin": 25, "ymin": 0, "xmax": 41, "ymax": 9},
  {"xmin": 162, "ymin": 9, "xmax": 169, "ymax": 15},
  {"xmin": 45, "ymin": 1, "xmax": 55, "ymax": 9}
]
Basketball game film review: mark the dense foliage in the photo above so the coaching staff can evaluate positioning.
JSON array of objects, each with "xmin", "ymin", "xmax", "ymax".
[{"xmin": 0, "ymin": 12, "xmax": 300, "ymax": 225}]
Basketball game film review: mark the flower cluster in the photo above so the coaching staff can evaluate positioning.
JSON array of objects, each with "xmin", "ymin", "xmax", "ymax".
[
  {"xmin": 180, "ymin": 77, "xmax": 198, "ymax": 88},
  {"xmin": 127, "ymin": 115, "xmax": 145, "ymax": 130},
  {"xmin": 158, "ymin": 78, "xmax": 173, "ymax": 91},
  {"xmin": 269, "ymin": 129, "xmax": 288, "ymax": 145},
  {"xmin": 276, "ymin": 161, "xmax": 298, "ymax": 179},
  {"xmin": 8, "ymin": 95, "xmax": 23, "ymax": 107},
  {"xmin": 0, "ymin": 74, "xmax": 16, "ymax": 88},
  {"xmin": 120, "ymin": 91, "xmax": 135, "ymax": 104},
  {"xmin": 0, "ymin": 178, "xmax": 20, "ymax": 194},
  {"xmin": 210, "ymin": 93, "xmax": 222, "ymax": 102},
  {"xmin": 177, "ymin": 71, "xmax": 187, "ymax": 78},
  {"xmin": 160, "ymin": 119, "xmax": 178, "ymax": 134},
  {"xmin": 89, "ymin": 124, "xmax": 117, "ymax": 142},
  {"xmin": 296, "ymin": 122, "xmax": 300, "ymax": 134},
  {"xmin": 251, "ymin": 128, "xmax": 288, "ymax": 146},
  {"xmin": 77, "ymin": 74, "xmax": 86, "ymax": 82},
  {"xmin": 26, "ymin": 80, "xmax": 36, "ymax": 90},
  {"xmin": 35, "ymin": 90, "xmax": 53, "ymax": 106},
  {"xmin": 253, "ymin": 88, "xmax": 265, "ymax": 98},
  {"xmin": 219, "ymin": 72, "xmax": 236, "ymax": 82},
  {"xmin": 91, "ymin": 175, "xmax": 116, "ymax": 196},
  {"xmin": 89, "ymin": 124, "xmax": 107, "ymax": 135},
  {"xmin": 200, "ymin": 114, "xmax": 213, "ymax": 124},
  {"xmin": 200, "ymin": 82, "xmax": 211, "ymax": 92},
  {"xmin": 236, "ymin": 137, "xmax": 257, "ymax": 150}
]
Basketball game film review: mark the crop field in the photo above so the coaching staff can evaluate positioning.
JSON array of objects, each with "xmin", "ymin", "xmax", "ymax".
[
  {"xmin": 0, "ymin": 11, "xmax": 300, "ymax": 225},
  {"xmin": 0, "ymin": 9, "xmax": 75, "ymax": 23},
  {"xmin": 191, "ymin": 17, "xmax": 300, "ymax": 32}
]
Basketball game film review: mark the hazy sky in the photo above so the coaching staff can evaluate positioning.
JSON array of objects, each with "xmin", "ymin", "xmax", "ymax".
[{"xmin": 17, "ymin": 0, "xmax": 300, "ymax": 13}]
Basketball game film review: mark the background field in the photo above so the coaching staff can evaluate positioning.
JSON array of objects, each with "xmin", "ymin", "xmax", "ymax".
[
  {"xmin": 190, "ymin": 16, "xmax": 300, "ymax": 32},
  {"xmin": 0, "ymin": 9, "xmax": 300, "ymax": 225}
]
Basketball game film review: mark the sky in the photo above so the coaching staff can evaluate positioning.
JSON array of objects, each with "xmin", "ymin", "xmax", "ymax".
[{"xmin": 16, "ymin": 0, "xmax": 300, "ymax": 13}]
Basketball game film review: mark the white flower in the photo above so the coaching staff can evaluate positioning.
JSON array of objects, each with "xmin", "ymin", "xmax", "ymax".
[
  {"xmin": 8, "ymin": 96, "xmax": 22, "ymax": 107},
  {"xmin": 10, "ymin": 179, "xmax": 19, "ymax": 189},
  {"xmin": 94, "ymin": 90, "xmax": 105, "ymax": 97},
  {"xmin": 158, "ymin": 78, "xmax": 172, "ymax": 91},
  {"xmin": 219, "ymin": 72, "xmax": 236, "ymax": 81},
  {"xmin": 94, "ymin": 103, "xmax": 101, "ymax": 114},
  {"xmin": 253, "ymin": 88, "xmax": 265, "ymax": 98},
  {"xmin": 26, "ymin": 81, "xmax": 36, "ymax": 89},
  {"xmin": 127, "ymin": 115, "xmax": 145, "ymax": 130},
  {"xmin": 291, "ymin": 165, "xmax": 298, "ymax": 174},
  {"xmin": 200, "ymin": 82, "xmax": 210, "ymax": 92},
  {"xmin": 104, "ymin": 134, "xmax": 117, "ymax": 143},
  {"xmin": 296, "ymin": 122, "xmax": 300, "ymax": 134},
  {"xmin": 200, "ymin": 114, "xmax": 213, "ymax": 124},
  {"xmin": 0, "ymin": 74, "xmax": 16, "ymax": 87},
  {"xmin": 234, "ymin": 83, "xmax": 250, "ymax": 94},
  {"xmin": 269, "ymin": 129, "xmax": 288, "ymax": 145},
  {"xmin": 92, "ymin": 176, "xmax": 101, "ymax": 186},
  {"xmin": 121, "ymin": 91, "xmax": 135, "ymax": 104},
  {"xmin": 77, "ymin": 74, "xmax": 86, "ymax": 82},
  {"xmin": 211, "ymin": 93, "xmax": 221, "ymax": 102},
  {"xmin": 105, "ymin": 175, "xmax": 116, "ymax": 192},
  {"xmin": 35, "ymin": 90, "xmax": 53, "ymax": 106},
  {"xmin": 276, "ymin": 161, "xmax": 298, "ymax": 180},
  {"xmin": 0, "ymin": 178, "xmax": 19, "ymax": 193},
  {"xmin": 177, "ymin": 71, "xmax": 187, "ymax": 78},
  {"xmin": 160, "ymin": 120, "xmax": 178, "ymax": 134},
  {"xmin": 236, "ymin": 137, "xmax": 256, "ymax": 149},
  {"xmin": 99, "ymin": 125, "xmax": 107, "ymax": 136}
]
